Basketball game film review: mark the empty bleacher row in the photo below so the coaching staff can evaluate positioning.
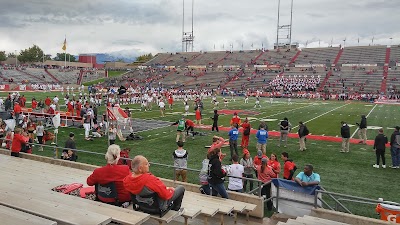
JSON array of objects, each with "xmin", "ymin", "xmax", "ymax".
[
  {"xmin": 0, "ymin": 152, "xmax": 259, "ymax": 225},
  {"xmin": 338, "ymin": 46, "xmax": 387, "ymax": 65}
]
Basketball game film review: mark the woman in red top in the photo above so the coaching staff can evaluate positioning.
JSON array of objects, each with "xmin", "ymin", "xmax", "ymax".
[
  {"xmin": 11, "ymin": 128, "xmax": 29, "ymax": 157},
  {"xmin": 87, "ymin": 144, "xmax": 132, "ymax": 204},
  {"xmin": 195, "ymin": 108, "xmax": 202, "ymax": 125},
  {"xmin": 31, "ymin": 98, "xmax": 38, "ymax": 110},
  {"xmin": 255, "ymin": 158, "xmax": 275, "ymax": 211},
  {"xmin": 267, "ymin": 153, "xmax": 281, "ymax": 178}
]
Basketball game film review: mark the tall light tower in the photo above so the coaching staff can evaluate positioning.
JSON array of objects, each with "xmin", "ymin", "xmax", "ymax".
[
  {"xmin": 182, "ymin": 0, "xmax": 194, "ymax": 52},
  {"xmin": 275, "ymin": 0, "xmax": 294, "ymax": 49}
]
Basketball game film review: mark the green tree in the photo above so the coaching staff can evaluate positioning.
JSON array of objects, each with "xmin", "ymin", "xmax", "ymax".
[
  {"xmin": 17, "ymin": 44, "xmax": 45, "ymax": 63},
  {"xmin": 8, "ymin": 52, "xmax": 16, "ymax": 58},
  {"xmin": 136, "ymin": 53, "xmax": 153, "ymax": 62},
  {"xmin": 0, "ymin": 51, "xmax": 6, "ymax": 61},
  {"xmin": 53, "ymin": 53, "xmax": 76, "ymax": 62}
]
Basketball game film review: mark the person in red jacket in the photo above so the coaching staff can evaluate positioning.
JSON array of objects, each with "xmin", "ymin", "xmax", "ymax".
[
  {"xmin": 195, "ymin": 108, "xmax": 202, "ymax": 125},
  {"xmin": 67, "ymin": 100, "xmax": 74, "ymax": 116},
  {"xmin": 11, "ymin": 128, "xmax": 29, "ymax": 157},
  {"xmin": 168, "ymin": 95, "xmax": 173, "ymax": 109},
  {"xmin": 241, "ymin": 118, "xmax": 251, "ymax": 148},
  {"xmin": 87, "ymin": 144, "xmax": 132, "ymax": 205},
  {"xmin": 123, "ymin": 155, "xmax": 185, "ymax": 212},
  {"xmin": 44, "ymin": 96, "xmax": 51, "ymax": 110},
  {"xmin": 75, "ymin": 100, "xmax": 82, "ymax": 117},
  {"xmin": 19, "ymin": 95, "xmax": 26, "ymax": 107},
  {"xmin": 281, "ymin": 152, "xmax": 297, "ymax": 180},
  {"xmin": 230, "ymin": 112, "xmax": 241, "ymax": 128},
  {"xmin": 13, "ymin": 102, "xmax": 22, "ymax": 121},
  {"xmin": 185, "ymin": 119, "xmax": 195, "ymax": 138},
  {"xmin": 31, "ymin": 98, "xmax": 38, "ymax": 110},
  {"xmin": 267, "ymin": 153, "xmax": 281, "ymax": 178}
]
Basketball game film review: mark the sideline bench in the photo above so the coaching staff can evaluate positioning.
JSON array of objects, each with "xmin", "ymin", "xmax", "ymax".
[{"xmin": 0, "ymin": 205, "xmax": 57, "ymax": 225}]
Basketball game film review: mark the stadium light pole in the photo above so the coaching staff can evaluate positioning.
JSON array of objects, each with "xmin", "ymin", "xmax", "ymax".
[
  {"xmin": 390, "ymin": 37, "xmax": 393, "ymax": 46},
  {"xmin": 15, "ymin": 50, "xmax": 17, "ymax": 67}
]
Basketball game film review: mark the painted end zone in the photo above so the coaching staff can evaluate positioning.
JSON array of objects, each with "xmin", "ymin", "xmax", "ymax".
[{"xmin": 196, "ymin": 125, "xmax": 381, "ymax": 146}]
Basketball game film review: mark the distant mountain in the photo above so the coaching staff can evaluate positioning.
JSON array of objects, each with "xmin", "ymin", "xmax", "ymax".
[{"xmin": 82, "ymin": 49, "xmax": 140, "ymax": 64}]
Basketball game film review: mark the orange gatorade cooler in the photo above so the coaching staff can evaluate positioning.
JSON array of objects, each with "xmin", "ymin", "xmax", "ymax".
[{"xmin": 376, "ymin": 201, "xmax": 400, "ymax": 223}]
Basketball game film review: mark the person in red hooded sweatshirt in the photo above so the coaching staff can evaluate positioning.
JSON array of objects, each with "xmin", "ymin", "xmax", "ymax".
[
  {"xmin": 87, "ymin": 144, "xmax": 132, "ymax": 205},
  {"xmin": 124, "ymin": 155, "xmax": 185, "ymax": 213},
  {"xmin": 230, "ymin": 112, "xmax": 241, "ymax": 128},
  {"xmin": 11, "ymin": 128, "xmax": 29, "ymax": 157}
]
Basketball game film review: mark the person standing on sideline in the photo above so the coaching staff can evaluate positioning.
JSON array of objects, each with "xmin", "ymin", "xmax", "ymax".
[
  {"xmin": 230, "ymin": 112, "xmax": 241, "ymax": 128},
  {"xmin": 254, "ymin": 96, "xmax": 261, "ymax": 108},
  {"xmin": 172, "ymin": 116, "xmax": 186, "ymax": 143},
  {"xmin": 356, "ymin": 115, "xmax": 367, "ymax": 144},
  {"xmin": 278, "ymin": 117, "xmax": 291, "ymax": 147},
  {"xmin": 195, "ymin": 108, "xmax": 202, "ymax": 125},
  {"xmin": 227, "ymin": 154, "xmax": 244, "ymax": 192},
  {"xmin": 241, "ymin": 118, "xmax": 251, "ymax": 149},
  {"xmin": 256, "ymin": 123, "xmax": 268, "ymax": 154},
  {"xmin": 340, "ymin": 121, "xmax": 351, "ymax": 153},
  {"xmin": 173, "ymin": 141, "xmax": 188, "ymax": 182},
  {"xmin": 240, "ymin": 149, "xmax": 254, "ymax": 193},
  {"xmin": 389, "ymin": 126, "xmax": 400, "ymax": 169},
  {"xmin": 228, "ymin": 123, "xmax": 239, "ymax": 159},
  {"xmin": 211, "ymin": 110, "xmax": 219, "ymax": 132},
  {"xmin": 158, "ymin": 99, "xmax": 165, "ymax": 117},
  {"xmin": 108, "ymin": 124, "xmax": 117, "ymax": 145},
  {"xmin": 298, "ymin": 121, "xmax": 309, "ymax": 151},
  {"xmin": 373, "ymin": 129, "xmax": 388, "ymax": 168},
  {"xmin": 35, "ymin": 121, "xmax": 44, "ymax": 151}
]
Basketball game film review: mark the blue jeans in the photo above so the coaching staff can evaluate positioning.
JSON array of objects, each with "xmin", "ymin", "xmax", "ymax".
[
  {"xmin": 391, "ymin": 146, "xmax": 400, "ymax": 167},
  {"xmin": 210, "ymin": 183, "xmax": 229, "ymax": 199}
]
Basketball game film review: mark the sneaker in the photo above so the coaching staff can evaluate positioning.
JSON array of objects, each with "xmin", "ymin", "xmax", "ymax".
[
  {"xmin": 340, "ymin": 150, "xmax": 345, "ymax": 153},
  {"xmin": 397, "ymin": 166, "xmax": 400, "ymax": 169},
  {"xmin": 373, "ymin": 164, "xmax": 379, "ymax": 168},
  {"xmin": 284, "ymin": 145, "xmax": 287, "ymax": 148},
  {"xmin": 382, "ymin": 165, "xmax": 386, "ymax": 168}
]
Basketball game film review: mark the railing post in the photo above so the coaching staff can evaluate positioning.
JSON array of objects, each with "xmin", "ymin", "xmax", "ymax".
[
  {"xmin": 314, "ymin": 190, "xmax": 318, "ymax": 208},
  {"xmin": 258, "ymin": 181, "xmax": 262, "ymax": 198},
  {"xmin": 276, "ymin": 185, "xmax": 279, "ymax": 212}
]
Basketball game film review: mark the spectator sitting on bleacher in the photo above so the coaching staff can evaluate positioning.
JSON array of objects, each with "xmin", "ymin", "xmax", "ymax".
[
  {"xmin": 87, "ymin": 144, "xmax": 131, "ymax": 205},
  {"xmin": 124, "ymin": 155, "xmax": 185, "ymax": 213}
]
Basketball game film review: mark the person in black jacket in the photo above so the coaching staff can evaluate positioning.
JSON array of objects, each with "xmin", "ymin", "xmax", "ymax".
[
  {"xmin": 207, "ymin": 148, "xmax": 228, "ymax": 198},
  {"xmin": 211, "ymin": 110, "xmax": 219, "ymax": 132},
  {"xmin": 373, "ymin": 129, "xmax": 388, "ymax": 168},
  {"xmin": 298, "ymin": 122, "xmax": 309, "ymax": 151},
  {"xmin": 340, "ymin": 121, "xmax": 351, "ymax": 153},
  {"xmin": 356, "ymin": 115, "xmax": 367, "ymax": 144}
]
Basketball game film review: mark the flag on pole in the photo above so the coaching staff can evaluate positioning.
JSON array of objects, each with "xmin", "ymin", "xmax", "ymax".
[{"xmin": 62, "ymin": 38, "xmax": 67, "ymax": 51}]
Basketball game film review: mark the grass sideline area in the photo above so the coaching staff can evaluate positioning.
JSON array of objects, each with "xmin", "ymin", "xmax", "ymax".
[
  {"xmin": 4, "ymin": 91, "xmax": 400, "ymax": 218},
  {"xmin": 82, "ymin": 70, "xmax": 127, "ymax": 86}
]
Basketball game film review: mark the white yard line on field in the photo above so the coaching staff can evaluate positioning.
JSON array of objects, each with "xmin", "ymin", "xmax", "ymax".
[
  {"xmin": 292, "ymin": 103, "xmax": 351, "ymax": 130},
  {"xmin": 260, "ymin": 103, "xmax": 316, "ymax": 119},
  {"xmin": 350, "ymin": 104, "xmax": 378, "ymax": 138}
]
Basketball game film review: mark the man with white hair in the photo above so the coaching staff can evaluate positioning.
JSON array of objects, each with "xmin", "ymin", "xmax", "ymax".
[{"xmin": 87, "ymin": 144, "xmax": 132, "ymax": 205}]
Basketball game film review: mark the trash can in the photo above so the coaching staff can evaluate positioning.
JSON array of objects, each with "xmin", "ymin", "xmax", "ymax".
[{"xmin": 376, "ymin": 202, "xmax": 400, "ymax": 223}]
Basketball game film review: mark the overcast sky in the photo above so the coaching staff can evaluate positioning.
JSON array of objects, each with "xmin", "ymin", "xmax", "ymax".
[{"xmin": 0, "ymin": 0, "xmax": 399, "ymax": 57}]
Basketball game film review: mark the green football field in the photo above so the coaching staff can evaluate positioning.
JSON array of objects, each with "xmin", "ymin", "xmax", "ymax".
[{"xmin": 3, "ymin": 90, "xmax": 400, "ymax": 218}]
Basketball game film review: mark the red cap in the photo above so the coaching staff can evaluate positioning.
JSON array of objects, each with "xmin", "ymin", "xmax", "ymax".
[{"xmin": 243, "ymin": 149, "xmax": 250, "ymax": 155}]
